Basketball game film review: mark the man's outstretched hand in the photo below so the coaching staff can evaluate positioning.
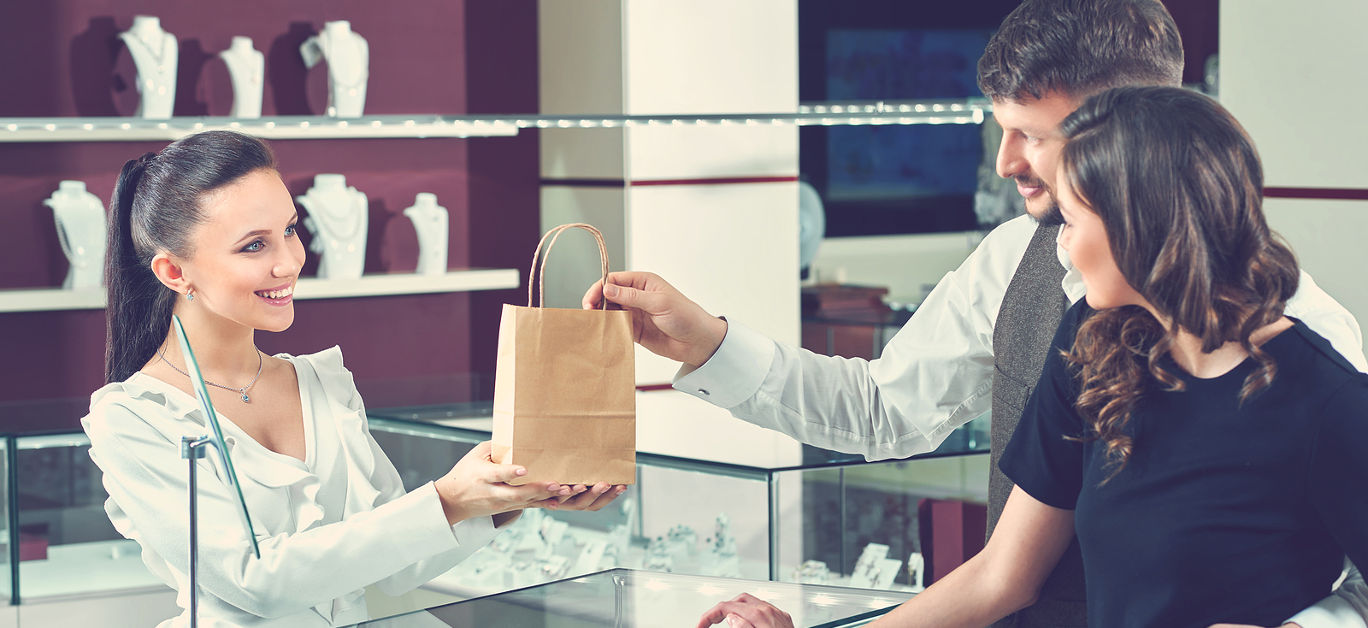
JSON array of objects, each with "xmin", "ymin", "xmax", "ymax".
[{"xmin": 583, "ymin": 271, "xmax": 727, "ymax": 368}]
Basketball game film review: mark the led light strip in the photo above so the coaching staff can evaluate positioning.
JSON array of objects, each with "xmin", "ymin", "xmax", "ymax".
[{"xmin": 0, "ymin": 100, "xmax": 991, "ymax": 142}]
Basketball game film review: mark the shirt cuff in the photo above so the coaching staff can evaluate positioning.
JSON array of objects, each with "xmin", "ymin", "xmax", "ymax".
[
  {"xmin": 673, "ymin": 318, "xmax": 775, "ymax": 409},
  {"xmin": 1286, "ymin": 594, "xmax": 1367, "ymax": 628},
  {"xmin": 380, "ymin": 481, "xmax": 467, "ymax": 562},
  {"xmin": 414, "ymin": 480, "xmax": 499, "ymax": 550},
  {"xmin": 449, "ymin": 512, "xmax": 498, "ymax": 550}
]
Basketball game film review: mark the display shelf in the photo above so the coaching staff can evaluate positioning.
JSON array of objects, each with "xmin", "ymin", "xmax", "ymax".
[
  {"xmin": 13, "ymin": 433, "xmax": 89, "ymax": 451},
  {"xmin": 0, "ymin": 99, "xmax": 990, "ymax": 143},
  {"xmin": 0, "ymin": 115, "xmax": 519, "ymax": 143},
  {"xmin": 0, "ymin": 268, "xmax": 520, "ymax": 313},
  {"xmin": 418, "ymin": 521, "xmax": 920, "ymax": 602},
  {"xmin": 19, "ymin": 539, "xmax": 164, "ymax": 601},
  {"xmin": 294, "ymin": 268, "xmax": 518, "ymax": 299}
]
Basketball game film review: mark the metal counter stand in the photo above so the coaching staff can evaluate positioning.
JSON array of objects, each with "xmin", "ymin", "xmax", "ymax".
[{"xmin": 356, "ymin": 568, "xmax": 909, "ymax": 627}]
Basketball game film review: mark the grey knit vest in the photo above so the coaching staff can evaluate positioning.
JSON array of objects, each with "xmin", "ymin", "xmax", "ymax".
[{"xmin": 988, "ymin": 222, "xmax": 1088, "ymax": 627}]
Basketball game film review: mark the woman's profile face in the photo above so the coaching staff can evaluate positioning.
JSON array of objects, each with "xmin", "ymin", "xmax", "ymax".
[
  {"xmin": 1056, "ymin": 173, "xmax": 1145, "ymax": 311},
  {"xmin": 177, "ymin": 169, "xmax": 305, "ymax": 333}
]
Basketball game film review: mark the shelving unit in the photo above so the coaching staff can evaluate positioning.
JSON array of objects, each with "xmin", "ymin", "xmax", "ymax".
[
  {"xmin": 0, "ymin": 269, "xmax": 519, "ymax": 313},
  {"xmin": 0, "ymin": 99, "xmax": 990, "ymax": 143},
  {"xmin": 0, "ymin": 115, "xmax": 518, "ymax": 142},
  {"xmin": 1, "ymin": 98, "xmax": 988, "ymax": 313}
]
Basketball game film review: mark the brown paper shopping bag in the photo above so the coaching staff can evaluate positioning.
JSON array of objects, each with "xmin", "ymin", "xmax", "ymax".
[{"xmin": 491, "ymin": 223, "xmax": 636, "ymax": 485}]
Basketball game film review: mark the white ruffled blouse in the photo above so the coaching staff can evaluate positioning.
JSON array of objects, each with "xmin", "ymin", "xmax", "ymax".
[{"xmin": 82, "ymin": 347, "xmax": 498, "ymax": 628}]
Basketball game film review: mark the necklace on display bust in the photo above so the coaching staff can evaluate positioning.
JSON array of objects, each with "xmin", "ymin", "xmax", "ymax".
[
  {"xmin": 305, "ymin": 188, "xmax": 365, "ymax": 241},
  {"xmin": 330, "ymin": 71, "xmax": 366, "ymax": 98},
  {"xmin": 159, "ymin": 347, "xmax": 264, "ymax": 403},
  {"xmin": 125, "ymin": 31, "xmax": 174, "ymax": 74},
  {"xmin": 320, "ymin": 25, "xmax": 366, "ymax": 88},
  {"xmin": 223, "ymin": 49, "xmax": 262, "ymax": 86}
]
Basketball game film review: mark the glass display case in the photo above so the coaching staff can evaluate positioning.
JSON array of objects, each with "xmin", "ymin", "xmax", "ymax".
[
  {"xmin": 3, "ymin": 431, "xmax": 166, "ymax": 605},
  {"xmin": 361, "ymin": 568, "xmax": 910, "ymax": 628},
  {"xmin": 0, "ymin": 398, "xmax": 986, "ymax": 623},
  {"xmin": 363, "ymin": 398, "xmax": 988, "ymax": 619}
]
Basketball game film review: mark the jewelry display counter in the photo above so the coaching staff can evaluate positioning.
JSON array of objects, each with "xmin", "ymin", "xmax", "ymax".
[
  {"xmin": 360, "ymin": 568, "xmax": 910, "ymax": 628},
  {"xmin": 0, "ymin": 395, "xmax": 986, "ymax": 624},
  {"xmin": 1, "ymin": 431, "xmax": 168, "ymax": 607},
  {"xmin": 361, "ymin": 393, "xmax": 989, "ymax": 620}
]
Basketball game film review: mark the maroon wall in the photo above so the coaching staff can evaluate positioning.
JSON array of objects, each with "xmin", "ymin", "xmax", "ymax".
[
  {"xmin": 464, "ymin": 2, "xmax": 541, "ymax": 403},
  {"xmin": 0, "ymin": 1, "xmax": 539, "ymax": 428},
  {"xmin": 1161, "ymin": 0, "xmax": 1220, "ymax": 86}
]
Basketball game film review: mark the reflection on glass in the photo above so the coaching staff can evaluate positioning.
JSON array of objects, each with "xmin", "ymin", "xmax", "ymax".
[
  {"xmin": 361, "ymin": 568, "xmax": 908, "ymax": 628},
  {"xmin": 1, "ymin": 440, "xmax": 9, "ymax": 602},
  {"xmin": 171, "ymin": 314, "xmax": 260, "ymax": 558},
  {"xmin": 13, "ymin": 433, "xmax": 157, "ymax": 601},
  {"xmin": 367, "ymin": 411, "xmax": 990, "ymax": 603}
]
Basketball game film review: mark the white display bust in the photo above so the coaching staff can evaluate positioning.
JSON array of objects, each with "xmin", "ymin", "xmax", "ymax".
[
  {"xmin": 299, "ymin": 20, "xmax": 369, "ymax": 118},
  {"xmin": 118, "ymin": 15, "xmax": 177, "ymax": 119},
  {"xmin": 297, "ymin": 174, "xmax": 368, "ymax": 280},
  {"xmin": 403, "ymin": 193, "xmax": 448, "ymax": 275},
  {"xmin": 44, "ymin": 181, "xmax": 107, "ymax": 290},
  {"xmin": 219, "ymin": 36, "xmax": 264, "ymax": 119}
]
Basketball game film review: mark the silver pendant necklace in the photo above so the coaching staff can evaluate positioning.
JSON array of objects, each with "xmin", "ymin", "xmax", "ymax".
[
  {"xmin": 323, "ymin": 30, "xmax": 366, "ymax": 95},
  {"xmin": 306, "ymin": 190, "xmax": 364, "ymax": 240},
  {"xmin": 223, "ymin": 51, "xmax": 262, "ymax": 87},
  {"xmin": 126, "ymin": 32, "xmax": 172, "ymax": 74},
  {"xmin": 160, "ymin": 347, "xmax": 264, "ymax": 403}
]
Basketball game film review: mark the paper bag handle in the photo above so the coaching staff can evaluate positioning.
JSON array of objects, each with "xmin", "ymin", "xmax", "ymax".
[{"xmin": 528, "ymin": 223, "xmax": 610, "ymax": 309}]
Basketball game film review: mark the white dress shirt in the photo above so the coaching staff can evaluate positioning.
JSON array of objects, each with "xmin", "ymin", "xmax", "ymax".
[
  {"xmin": 675, "ymin": 213, "xmax": 1368, "ymax": 628},
  {"xmin": 83, "ymin": 347, "xmax": 497, "ymax": 628}
]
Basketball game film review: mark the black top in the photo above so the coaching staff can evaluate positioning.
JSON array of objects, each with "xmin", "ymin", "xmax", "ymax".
[{"xmin": 1000, "ymin": 302, "xmax": 1368, "ymax": 627}]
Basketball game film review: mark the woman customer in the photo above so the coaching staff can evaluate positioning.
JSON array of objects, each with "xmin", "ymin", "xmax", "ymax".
[
  {"xmin": 894, "ymin": 86, "xmax": 1367, "ymax": 627},
  {"xmin": 704, "ymin": 87, "xmax": 1368, "ymax": 627}
]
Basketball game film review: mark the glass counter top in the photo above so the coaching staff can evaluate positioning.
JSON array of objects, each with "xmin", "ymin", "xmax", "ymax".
[
  {"xmin": 0, "ymin": 384, "xmax": 988, "ymax": 471},
  {"xmin": 368, "ymin": 393, "xmax": 989, "ymax": 475},
  {"xmin": 361, "ymin": 568, "xmax": 908, "ymax": 628}
]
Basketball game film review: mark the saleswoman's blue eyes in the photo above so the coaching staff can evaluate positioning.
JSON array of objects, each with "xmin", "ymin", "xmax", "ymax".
[{"xmin": 240, "ymin": 224, "xmax": 298, "ymax": 253}]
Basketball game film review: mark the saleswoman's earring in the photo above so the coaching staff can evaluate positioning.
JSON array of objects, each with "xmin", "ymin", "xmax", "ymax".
[{"xmin": 185, "ymin": 289, "xmax": 195, "ymax": 302}]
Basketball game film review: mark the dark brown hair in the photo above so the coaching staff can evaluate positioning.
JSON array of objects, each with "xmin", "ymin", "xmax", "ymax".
[
  {"xmin": 977, "ymin": 0, "xmax": 1185, "ymax": 102},
  {"xmin": 104, "ymin": 130, "xmax": 277, "ymax": 383},
  {"xmin": 1058, "ymin": 86, "xmax": 1299, "ymax": 475}
]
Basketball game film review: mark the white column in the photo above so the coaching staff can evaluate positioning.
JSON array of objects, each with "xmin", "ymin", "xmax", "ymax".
[
  {"xmin": 539, "ymin": 0, "xmax": 799, "ymax": 384},
  {"xmin": 539, "ymin": 0, "xmax": 803, "ymax": 579},
  {"xmin": 1221, "ymin": 0, "xmax": 1368, "ymax": 356}
]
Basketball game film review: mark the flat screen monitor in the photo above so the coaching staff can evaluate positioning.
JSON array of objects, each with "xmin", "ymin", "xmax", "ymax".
[
  {"xmin": 824, "ymin": 28, "xmax": 993, "ymax": 206},
  {"xmin": 799, "ymin": 0, "xmax": 1018, "ymax": 236}
]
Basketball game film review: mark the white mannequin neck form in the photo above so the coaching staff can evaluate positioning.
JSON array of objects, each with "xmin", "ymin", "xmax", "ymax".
[
  {"xmin": 313, "ymin": 173, "xmax": 347, "ymax": 191},
  {"xmin": 44, "ymin": 180, "xmax": 108, "ymax": 290},
  {"xmin": 403, "ymin": 193, "xmax": 449, "ymax": 276},
  {"xmin": 129, "ymin": 15, "xmax": 163, "ymax": 43},
  {"xmin": 300, "ymin": 20, "xmax": 368, "ymax": 118},
  {"xmin": 220, "ymin": 36, "xmax": 264, "ymax": 118},
  {"xmin": 119, "ymin": 15, "xmax": 177, "ymax": 119},
  {"xmin": 298, "ymin": 174, "xmax": 368, "ymax": 280}
]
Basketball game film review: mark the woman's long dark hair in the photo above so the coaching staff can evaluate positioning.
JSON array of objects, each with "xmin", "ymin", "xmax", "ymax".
[
  {"xmin": 1058, "ymin": 86, "xmax": 1300, "ymax": 476},
  {"xmin": 104, "ymin": 130, "xmax": 276, "ymax": 383}
]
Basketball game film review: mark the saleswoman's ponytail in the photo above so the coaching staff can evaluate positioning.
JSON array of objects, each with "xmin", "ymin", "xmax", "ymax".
[
  {"xmin": 105, "ymin": 154, "xmax": 169, "ymax": 383},
  {"xmin": 103, "ymin": 131, "xmax": 277, "ymax": 383}
]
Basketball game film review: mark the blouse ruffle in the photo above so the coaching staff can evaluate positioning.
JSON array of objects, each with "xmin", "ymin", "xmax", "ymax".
[
  {"xmin": 85, "ymin": 346, "xmax": 479, "ymax": 627},
  {"xmin": 93, "ymin": 347, "xmax": 373, "ymax": 540}
]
